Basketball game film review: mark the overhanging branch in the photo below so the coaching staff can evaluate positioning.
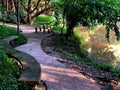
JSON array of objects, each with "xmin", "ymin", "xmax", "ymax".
[{"xmin": 32, "ymin": 6, "xmax": 52, "ymax": 18}]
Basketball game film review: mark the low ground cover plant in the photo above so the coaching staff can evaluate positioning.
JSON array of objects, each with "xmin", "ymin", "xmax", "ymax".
[{"xmin": 0, "ymin": 25, "xmax": 27, "ymax": 89}]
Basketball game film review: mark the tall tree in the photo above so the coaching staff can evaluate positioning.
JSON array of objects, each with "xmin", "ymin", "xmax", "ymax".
[
  {"xmin": 0, "ymin": 0, "xmax": 53, "ymax": 24},
  {"xmin": 62, "ymin": 0, "xmax": 120, "ymax": 40},
  {"xmin": 20, "ymin": 0, "xmax": 52, "ymax": 24}
]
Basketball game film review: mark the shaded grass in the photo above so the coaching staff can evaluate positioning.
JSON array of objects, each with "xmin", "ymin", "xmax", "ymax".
[
  {"xmin": 0, "ymin": 25, "xmax": 17, "ymax": 39},
  {"xmin": 0, "ymin": 25, "xmax": 27, "ymax": 46},
  {"xmin": 52, "ymin": 27, "xmax": 120, "ymax": 80},
  {"xmin": 52, "ymin": 25, "xmax": 66, "ymax": 34},
  {"xmin": 0, "ymin": 48, "xmax": 20, "ymax": 90},
  {"xmin": 0, "ymin": 25, "xmax": 27, "ymax": 89}
]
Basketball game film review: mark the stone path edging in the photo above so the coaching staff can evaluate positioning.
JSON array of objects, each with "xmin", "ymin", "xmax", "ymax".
[{"xmin": 11, "ymin": 25, "xmax": 101, "ymax": 90}]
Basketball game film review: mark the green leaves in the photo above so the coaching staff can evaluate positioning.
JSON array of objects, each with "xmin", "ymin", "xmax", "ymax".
[
  {"xmin": 0, "ymin": 25, "xmax": 27, "ymax": 46},
  {"xmin": 0, "ymin": 25, "xmax": 27, "ymax": 90},
  {"xmin": 63, "ymin": 0, "xmax": 120, "ymax": 40},
  {"xmin": 0, "ymin": 54, "xmax": 20, "ymax": 90},
  {"xmin": 35, "ymin": 16, "xmax": 55, "ymax": 22},
  {"xmin": 51, "ymin": 0, "xmax": 65, "ymax": 5}
]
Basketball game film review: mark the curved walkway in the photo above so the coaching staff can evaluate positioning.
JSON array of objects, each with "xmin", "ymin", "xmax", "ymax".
[{"xmin": 14, "ymin": 25, "xmax": 101, "ymax": 90}]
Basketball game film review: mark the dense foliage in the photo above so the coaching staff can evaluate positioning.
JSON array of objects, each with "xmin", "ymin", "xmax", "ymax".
[
  {"xmin": 0, "ymin": 51, "xmax": 20, "ymax": 90},
  {"xmin": 0, "ymin": 25, "xmax": 27, "ymax": 89},
  {"xmin": 54, "ymin": 0, "xmax": 120, "ymax": 40},
  {"xmin": 51, "ymin": 29, "xmax": 120, "ymax": 80},
  {"xmin": 35, "ymin": 15, "xmax": 55, "ymax": 22},
  {"xmin": 0, "ymin": 25, "xmax": 27, "ymax": 46},
  {"xmin": 1, "ymin": 0, "xmax": 120, "ymax": 40},
  {"xmin": 0, "ymin": 0, "xmax": 53, "ymax": 24}
]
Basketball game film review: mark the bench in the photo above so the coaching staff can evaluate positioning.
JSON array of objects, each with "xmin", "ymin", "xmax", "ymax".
[
  {"xmin": 32, "ymin": 21, "xmax": 53, "ymax": 33},
  {"xmin": 1, "ymin": 36, "xmax": 43, "ymax": 89}
]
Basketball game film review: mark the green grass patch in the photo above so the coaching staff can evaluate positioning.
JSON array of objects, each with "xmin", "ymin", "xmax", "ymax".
[
  {"xmin": 0, "ymin": 25, "xmax": 27, "ymax": 89},
  {"xmin": 0, "ymin": 25, "xmax": 27, "ymax": 46},
  {"xmin": 35, "ymin": 16, "xmax": 55, "ymax": 22},
  {"xmin": 51, "ymin": 30, "xmax": 120, "ymax": 80},
  {"xmin": 91, "ymin": 61, "xmax": 120, "ymax": 79},
  {"xmin": 0, "ymin": 25, "xmax": 17, "ymax": 39},
  {"xmin": 0, "ymin": 51, "xmax": 20, "ymax": 90},
  {"xmin": 52, "ymin": 25, "xmax": 66, "ymax": 34}
]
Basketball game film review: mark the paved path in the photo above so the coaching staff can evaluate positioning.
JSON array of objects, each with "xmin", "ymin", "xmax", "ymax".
[{"xmin": 14, "ymin": 25, "xmax": 101, "ymax": 90}]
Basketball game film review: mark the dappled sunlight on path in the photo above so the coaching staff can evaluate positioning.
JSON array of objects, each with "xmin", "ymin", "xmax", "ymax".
[
  {"xmin": 41, "ymin": 64, "xmax": 98, "ymax": 90},
  {"xmin": 15, "ymin": 25, "xmax": 101, "ymax": 90}
]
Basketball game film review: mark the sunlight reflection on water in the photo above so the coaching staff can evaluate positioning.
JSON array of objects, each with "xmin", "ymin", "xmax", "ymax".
[{"xmin": 77, "ymin": 25, "xmax": 120, "ymax": 68}]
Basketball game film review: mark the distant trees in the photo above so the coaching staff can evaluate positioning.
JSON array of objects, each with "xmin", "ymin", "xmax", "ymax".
[
  {"xmin": 20, "ymin": 0, "xmax": 52, "ymax": 24},
  {"xmin": 0, "ymin": 0, "xmax": 53, "ymax": 24},
  {"xmin": 1, "ymin": 0, "xmax": 120, "ymax": 40}
]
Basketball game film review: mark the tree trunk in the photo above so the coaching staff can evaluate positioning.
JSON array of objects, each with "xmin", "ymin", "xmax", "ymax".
[
  {"xmin": 11, "ymin": 0, "xmax": 15, "ymax": 12},
  {"xmin": 1, "ymin": 0, "xmax": 4, "ymax": 7},
  {"xmin": 19, "ymin": 14, "xmax": 27, "ymax": 24},
  {"xmin": 6, "ymin": 0, "xmax": 8, "ymax": 12},
  {"xmin": 27, "ymin": 0, "xmax": 32, "ymax": 24},
  {"xmin": 66, "ymin": 21, "xmax": 75, "ymax": 39},
  {"xmin": 27, "ymin": 13, "xmax": 31, "ymax": 24}
]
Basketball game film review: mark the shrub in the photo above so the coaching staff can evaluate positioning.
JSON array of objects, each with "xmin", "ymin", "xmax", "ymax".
[
  {"xmin": 0, "ymin": 25, "xmax": 16, "ymax": 39},
  {"xmin": 0, "ymin": 25, "xmax": 27, "ymax": 46},
  {"xmin": 35, "ymin": 16, "xmax": 55, "ymax": 22},
  {"xmin": 0, "ymin": 25, "xmax": 27, "ymax": 89},
  {"xmin": 52, "ymin": 29, "xmax": 120, "ymax": 80},
  {"xmin": 12, "ymin": 34, "xmax": 27, "ymax": 47},
  {"xmin": 52, "ymin": 25, "xmax": 66, "ymax": 34},
  {"xmin": 0, "ymin": 51, "xmax": 20, "ymax": 90}
]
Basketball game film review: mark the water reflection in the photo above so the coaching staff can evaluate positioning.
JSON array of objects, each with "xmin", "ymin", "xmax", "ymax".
[{"xmin": 77, "ymin": 25, "xmax": 120, "ymax": 68}]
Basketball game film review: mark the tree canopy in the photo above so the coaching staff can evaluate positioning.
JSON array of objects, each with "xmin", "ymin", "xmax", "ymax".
[
  {"xmin": 0, "ymin": 0, "xmax": 120, "ymax": 40},
  {"xmin": 0, "ymin": 0, "xmax": 53, "ymax": 24},
  {"xmin": 61, "ymin": 0, "xmax": 120, "ymax": 40}
]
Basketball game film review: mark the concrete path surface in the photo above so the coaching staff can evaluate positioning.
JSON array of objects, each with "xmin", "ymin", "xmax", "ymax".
[{"xmin": 14, "ymin": 25, "xmax": 101, "ymax": 90}]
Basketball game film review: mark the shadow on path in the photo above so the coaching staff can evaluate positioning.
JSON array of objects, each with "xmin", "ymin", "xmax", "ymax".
[{"xmin": 14, "ymin": 25, "xmax": 101, "ymax": 90}]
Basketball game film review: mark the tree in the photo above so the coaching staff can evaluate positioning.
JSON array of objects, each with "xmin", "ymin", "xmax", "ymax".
[
  {"xmin": 0, "ymin": 0, "xmax": 18, "ymax": 23},
  {"xmin": 0, "ymin": 0, "xmax": 53, "ymax": 24},
  {"xmin": 62, "ymin": 0, "xmax": 120, "ymax": 40},
  {"xmin": 20, "ymin": 0, "xmax": 52, "ymax": 24}
]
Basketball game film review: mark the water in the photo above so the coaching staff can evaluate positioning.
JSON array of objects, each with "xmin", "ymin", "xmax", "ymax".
[{"xmin": 76, "ymin": 24, "xmax": 120, "ymax": 68}]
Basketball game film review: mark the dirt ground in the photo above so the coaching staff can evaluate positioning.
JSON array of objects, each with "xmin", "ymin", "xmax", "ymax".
[{"xmin": 41, "ymin": 34, "xmax": 120, "ymax": 90}]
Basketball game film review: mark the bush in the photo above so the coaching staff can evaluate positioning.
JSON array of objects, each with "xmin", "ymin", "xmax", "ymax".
[
  {"xmin": 52, "ymin": 25, "xmax": 66, "ymax": 34},
  {"xmin": 12, "ymin": 34, "xmax": 27, "ymax": 47},
  {"xmin": 0, "ymin": 25, "xmax": 27, "ymax": 89},
  {"xmin": 52, "ymin": 30, "xmax": 120, "ymax": 80},
  {"xmin": 35, "ymin": 16, "xmax": 55, "ymax": 22},
  {"xmin": 0, "ymin": 25, "xmax": 16, "ymax": 39},
  {"xmin": 0, "ymin": 25, "xmax": 27, "ymax": 46},
  {"xmin": 0, "ymin": 51, "xmax": 20, "ymax": 90}
]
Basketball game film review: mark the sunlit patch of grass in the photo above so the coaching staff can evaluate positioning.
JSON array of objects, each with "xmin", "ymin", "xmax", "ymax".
[
  {"xmin": 112, "ymin": 59, "xmax": 120, "ymax": 68},
  {"xmin": 75, "ymin": 24, "xmax": 120, "ymax": 66},
  {"xmin": 35, "ymin": 15, "xmax": 55, "ymax": 22},
  {"xmin": 52, "ymin": 25, "xmax": 66, "ymax": 34},
  {"xmin": 49, "ymin": 27, "xmax": 120, "ymax": 79}
]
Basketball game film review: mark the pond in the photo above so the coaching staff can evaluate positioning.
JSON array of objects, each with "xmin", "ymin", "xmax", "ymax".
[{"xmin": 76, "ymin": 23, "xmax": 120, "ymax": 68}]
